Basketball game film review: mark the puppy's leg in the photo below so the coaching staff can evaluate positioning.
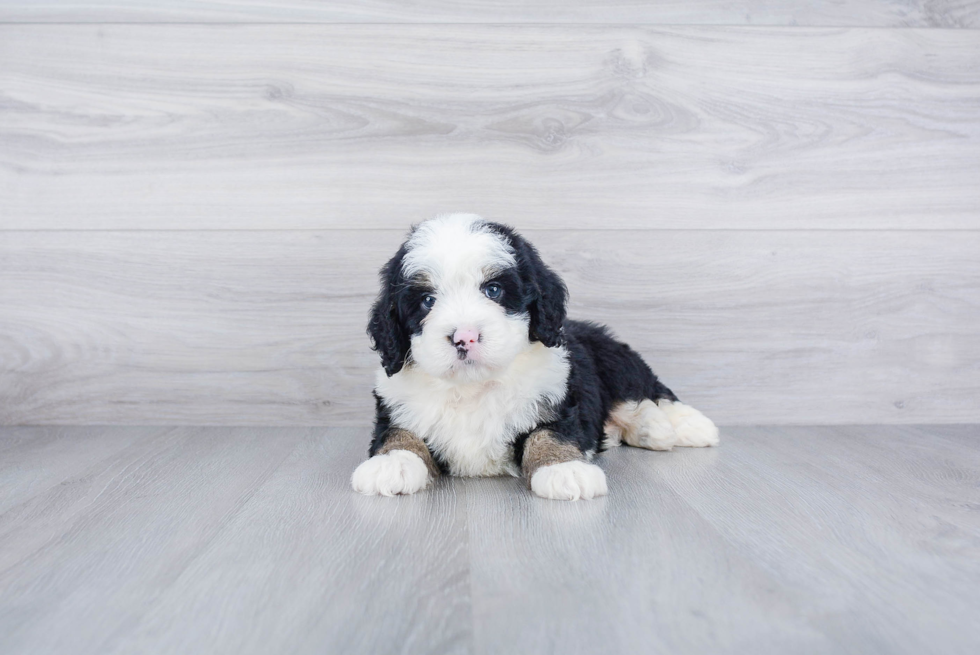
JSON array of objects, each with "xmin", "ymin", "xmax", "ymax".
[
  {"xmin": 521, "ymin": 429, "xmax": 608, "ymax": 501},
  {"xmin": 656, "ymin": 400, "xmax": 719, "ymax": 447},
  {"xmin": 605, "ymin": 399, "xmax": 679, "ymax": 451},
  {"xmin": 351, "ymin": 429, "xmax": 440, "ymax": 496}
]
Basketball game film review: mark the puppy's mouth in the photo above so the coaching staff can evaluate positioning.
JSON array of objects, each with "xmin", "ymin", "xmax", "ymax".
[{"xmin": 453, "ymin": 346, "xmax": 484, "ymax": 366}]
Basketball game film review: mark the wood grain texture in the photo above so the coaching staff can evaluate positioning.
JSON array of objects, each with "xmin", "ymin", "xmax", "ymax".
[
  {"xmin": 1, "ymin": 425, "xmax": 978, "ymax": 654},
  {"xmin": 0, "ymin": 427, "xmax": 305, "ymax": 654},
  {"xmin": 464, "ymin": 460, "xmax": 834, "ymax": 653},
  {"xmin": 2, "ymin": 25, "xmax": 978, "ymax": 230},
  {"xmin": 653, "ymin": 425, "xmax": 980, "ymax": 654},
  {"xmin": 0, "ymin": 426, "xmax": 168, "ymax": 515},
  {"xmin": 102, "ymin": 428, "xmax": 470, "ymax": 655},
  {"xmin": 1, "ymin": 0, "xmax": 978, "ymax": 26},
  {"xmin": 464, "ymin": 426, "xmax": 980, "ymax": 653},
  {"xmin": 1, "ymin": 229, "xmax": 978, "ymax": 426}
]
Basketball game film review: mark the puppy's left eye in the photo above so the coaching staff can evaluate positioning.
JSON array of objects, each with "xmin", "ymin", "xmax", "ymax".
[
  {"xmin": 421, "ymin": 294, "xmax": 436, "ymax": 310},
  {"xmin": 483, "ymin": 283, "xmax": 502, "ymax": 300}
]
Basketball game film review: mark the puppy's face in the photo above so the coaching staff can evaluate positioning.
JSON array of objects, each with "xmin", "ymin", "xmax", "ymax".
[
  {"xmin": 369, "ymin": 214, "xmax": 567, "ymax": 381},
  {"xmin": 401, "ymin": 217, "xmax": 530, "ymax": 381}
]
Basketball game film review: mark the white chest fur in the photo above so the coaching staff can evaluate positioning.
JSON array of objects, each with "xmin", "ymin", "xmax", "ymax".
[{"xmin": 375, "ymin": 344, "xmax": 570, "ymax": 477}]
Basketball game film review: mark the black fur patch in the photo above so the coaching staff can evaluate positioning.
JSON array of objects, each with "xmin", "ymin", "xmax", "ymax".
[
  {"xmin": 366, "ymin": 244, "xmax": 412, "ymax": 376},
  {"xmin": 484, "ymin": 222, "xmax": 568, "ymax": 348}
]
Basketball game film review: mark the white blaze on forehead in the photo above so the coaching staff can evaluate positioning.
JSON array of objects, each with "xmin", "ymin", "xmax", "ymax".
[{"xmin": 402, "ymin": 213, "xmax": 515, "ymax": 284}]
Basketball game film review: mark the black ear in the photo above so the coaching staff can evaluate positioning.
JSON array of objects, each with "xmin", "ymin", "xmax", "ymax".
[
  {"xmin": 512, "ymin": 234, "xmax": 568, "ymax": 348},
  {"xmin": 367, "ymin": 246, "xmax": 411, "ymax": 376}
]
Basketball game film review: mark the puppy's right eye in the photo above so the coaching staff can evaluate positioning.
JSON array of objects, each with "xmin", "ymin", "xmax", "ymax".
[{"xmin": 421, "ymin": 295, "xmax": 436, "ymax": 310}]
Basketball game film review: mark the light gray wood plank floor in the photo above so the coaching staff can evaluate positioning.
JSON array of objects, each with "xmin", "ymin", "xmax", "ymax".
[{"xmin": 0, "ymin": 425, "xmax": 977, "ymax": 654}]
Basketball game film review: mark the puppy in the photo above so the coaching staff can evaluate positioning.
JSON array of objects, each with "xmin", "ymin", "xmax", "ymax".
[{"xmin": 351, "ymin": 213, "xmax": 718, "ymax": 501}]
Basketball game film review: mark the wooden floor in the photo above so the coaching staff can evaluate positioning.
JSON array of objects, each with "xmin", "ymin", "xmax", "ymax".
[{"xmin": 0, "ymin": 425, "xmax": 977, "ymax": 654}]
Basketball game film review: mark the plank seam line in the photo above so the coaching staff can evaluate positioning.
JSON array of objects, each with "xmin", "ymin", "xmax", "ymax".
[
  {"xmin": 1, "ymin": 22, "xmax": 978, "ymax": 30},
  {"xmin": 3, "ymin": 228, "xmax": 980, "ymax": 234}
]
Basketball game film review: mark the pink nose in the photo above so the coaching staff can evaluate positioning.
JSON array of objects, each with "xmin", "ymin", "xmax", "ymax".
[{"xmin": 452, "ymin": 328, "xmax": 480, "ymax": 348}]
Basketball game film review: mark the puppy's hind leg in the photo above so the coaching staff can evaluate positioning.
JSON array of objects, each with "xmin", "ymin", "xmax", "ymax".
[
  {"xmin": 588, "ymin": 324, "xmax": 718, "ymax": 450},
  {"xmin": 604, "ymin": 399, "xmax": 679, "ymax": 451}
]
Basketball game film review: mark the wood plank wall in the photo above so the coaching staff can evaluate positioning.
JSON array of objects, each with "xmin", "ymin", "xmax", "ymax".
[{"xmin": 1, "ymin": 2, "xmax": 978, "ymax": 426}]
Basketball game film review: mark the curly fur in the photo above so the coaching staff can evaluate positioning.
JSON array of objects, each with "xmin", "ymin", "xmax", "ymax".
[{"xmin": 353, "ymin": 213, "xmax": 719, "ymax": 500}]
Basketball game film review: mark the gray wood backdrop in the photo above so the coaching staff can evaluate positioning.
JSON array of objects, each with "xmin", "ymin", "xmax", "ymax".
[{"xmin": 1, "ymin": 2, "xmax": 978, "ymax": 426}]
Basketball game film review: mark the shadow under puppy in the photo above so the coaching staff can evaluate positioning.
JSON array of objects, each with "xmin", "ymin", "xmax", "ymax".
[{"xmin": 352, "ymin": 213, "xmax": 718, "ymax": 501}]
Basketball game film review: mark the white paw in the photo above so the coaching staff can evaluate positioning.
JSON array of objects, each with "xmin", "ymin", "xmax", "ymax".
[
  {"xmin": 632, "ymin": 399, "xmax": 679, "ymax": 450},
  {"xmin": 657, "ymin": 400, "xmax": 719, "ymax": 447},
  {"xmin": 607, "ymin": 399, "xmax": 678, "ymax": 451},
  {"xmin": 351, "ymin": 450, "xmax": 430, "ymax": 496},
  {"xmin": 530, "ymin": 460, "xmax": 608, "ymax": 501}
]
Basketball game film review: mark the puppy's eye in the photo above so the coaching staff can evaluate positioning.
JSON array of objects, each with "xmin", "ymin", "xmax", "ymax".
[
  {"xmin": 421, "ymin": 294, "xmax": 436, "ymax": 310},
  {"xmin": 484, "ymin": 283, "xmax": 502, "ymax": 300}
]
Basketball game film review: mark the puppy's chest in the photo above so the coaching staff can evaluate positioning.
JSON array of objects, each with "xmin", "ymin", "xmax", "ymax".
[
  {"xmin": 376, "ymin": 350, "xmax": 569, "ymax": 477},
  {"xmin": 382, "ymin": 381, "xmax": 547, "ymax": 477}
]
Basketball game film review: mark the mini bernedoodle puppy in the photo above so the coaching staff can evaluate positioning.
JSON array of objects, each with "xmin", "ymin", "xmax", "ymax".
[{"xmin": 352, "ymin": 213, "xmax": 719, "ymax": 501}]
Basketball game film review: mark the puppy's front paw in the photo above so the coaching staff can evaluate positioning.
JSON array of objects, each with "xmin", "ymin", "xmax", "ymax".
[
  {"xmin": 351, "ymin": 450, "xmax": 430, "ymax": 496},
  {"xmin": 530, "ymin": 460, "xmax": 608, "ymax": 501}
]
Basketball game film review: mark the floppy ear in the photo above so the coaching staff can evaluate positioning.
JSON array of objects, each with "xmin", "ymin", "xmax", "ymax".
[
  {"xmin": 367, "ymin": 246, "xmax": 411, "ymax": 376},
  {"xmin": 513, "ymin": 235, "xmax": 568, "ymax": 348}
]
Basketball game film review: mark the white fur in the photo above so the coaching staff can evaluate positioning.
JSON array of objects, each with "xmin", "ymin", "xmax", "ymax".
[
  {"xmin": 376, "ymin": 342, "xmax": 569, "ymax": 477},
  {"xmin": 402, "ymin": 213, "xmax": 515, "ymax": 283},
  {"xmin": 604, "ymin": 399, "xmax": 679, "ymax": 451},
  {"xmin": 658, "ymin": 400, "xmax": 720, "ymax": 447},
  {"xmin": 530, "ymin": 460, "xmax": 608, "ymax": 501},
  {"xmin": 351, "ymin": 450, "xmax": 430, "ymax": 496},
  {"xmin": 604, "ymin": 399, "xmax": 719, "ymax": 450}
]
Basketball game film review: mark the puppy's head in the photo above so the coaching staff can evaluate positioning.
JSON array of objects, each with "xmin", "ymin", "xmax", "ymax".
[{"xmin": 368, "ymin": 213, "xmax": 567, "ymax": 381}]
